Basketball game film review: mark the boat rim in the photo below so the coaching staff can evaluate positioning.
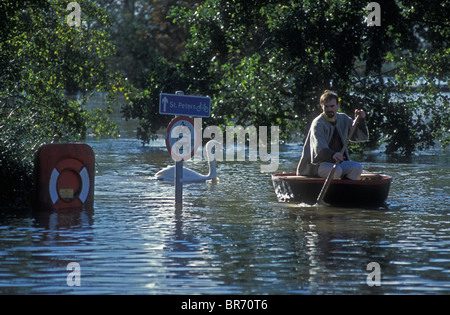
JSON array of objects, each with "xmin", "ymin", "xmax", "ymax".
[{"xmin": 271, "ymin": 173, "xmax": 392, "ymax": 185}]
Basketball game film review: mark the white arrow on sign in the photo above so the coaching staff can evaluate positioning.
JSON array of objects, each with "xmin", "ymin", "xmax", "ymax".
[{"xmin": 162, "ymin": 96, "xmax": 169, "ymax": 112}]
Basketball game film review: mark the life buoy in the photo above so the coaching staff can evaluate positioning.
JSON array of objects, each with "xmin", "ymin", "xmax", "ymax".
[
  {"xmin": 49, "ymin": 158, "xmax": 90, "ymax": 208},
  {"xmin": 33, "ymin": 143, "xmax": 95, "ymax": 211}
]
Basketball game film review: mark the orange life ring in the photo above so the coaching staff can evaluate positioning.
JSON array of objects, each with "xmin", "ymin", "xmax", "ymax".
[{"xmin": 49, "ymin": 158, "xmax": 90, "ymax": 209}]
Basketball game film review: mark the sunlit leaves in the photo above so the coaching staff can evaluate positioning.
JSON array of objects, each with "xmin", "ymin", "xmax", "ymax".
[{"xmin": 169, "ymin": 0, "xmax": 449, "ymax": 153}]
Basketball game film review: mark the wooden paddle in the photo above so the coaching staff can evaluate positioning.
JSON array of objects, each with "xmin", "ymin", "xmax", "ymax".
[{"xmin": 315, "ymin": 114, "xmax": 361, "ymax": 206}]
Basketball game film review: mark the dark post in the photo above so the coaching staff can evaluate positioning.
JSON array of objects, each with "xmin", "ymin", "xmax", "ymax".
[{"xmin": 174, "ymin": 91, "xmax": 184, "ymax": 205}]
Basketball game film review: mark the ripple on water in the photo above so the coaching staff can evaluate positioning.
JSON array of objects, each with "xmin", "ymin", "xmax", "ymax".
[{"xmin": 0, "ymin": 140, "xmax": 449, "ymax": 294}]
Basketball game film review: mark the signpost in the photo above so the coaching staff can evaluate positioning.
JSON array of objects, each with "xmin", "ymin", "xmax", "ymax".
[{"xmin": 160, "ymin": 92, "xmax": 211, "ymax": 206}]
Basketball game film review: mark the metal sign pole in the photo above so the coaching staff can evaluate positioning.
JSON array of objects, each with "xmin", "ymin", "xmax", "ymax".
[
  {"xmin": 174, "ymin": 91, "xmax": 184, "ymax": 206},
  {"xmin": 175, "ymin": 160, "xmax": 183, "ymax": 205}
]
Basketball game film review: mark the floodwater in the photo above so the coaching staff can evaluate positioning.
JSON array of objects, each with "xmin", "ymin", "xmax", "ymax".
[{"xmin": 1, "ymin": 97, "xmax": 449, "ymax": 295}]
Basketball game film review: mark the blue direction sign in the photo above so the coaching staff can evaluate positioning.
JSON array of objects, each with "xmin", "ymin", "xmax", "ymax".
[{"xmin": 159, "ymin": 93, "xmax": 211, "ymax": 117}]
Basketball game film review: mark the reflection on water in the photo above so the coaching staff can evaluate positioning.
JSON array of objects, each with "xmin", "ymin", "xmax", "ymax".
[{"xmin": 1, "ymin": 106, "xmax": 450, "ymax": 294}]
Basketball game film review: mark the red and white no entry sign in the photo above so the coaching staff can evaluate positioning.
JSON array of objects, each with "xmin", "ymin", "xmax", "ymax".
[{"xmin": 165, "ymin": 116, "xmax": 201, "ymax": 162}]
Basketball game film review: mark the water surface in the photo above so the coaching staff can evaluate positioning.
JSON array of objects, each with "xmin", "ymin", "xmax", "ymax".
[
  {"xmin": 1, "ymin": 97, "xmax": 449, "ymax": 294},
  {"xmin": 1, "ymin": 136, "xmax": 449, "ymax": 294}
]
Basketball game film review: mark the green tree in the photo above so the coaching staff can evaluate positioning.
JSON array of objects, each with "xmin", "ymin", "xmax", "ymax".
[
  {"xmin": 127, "ymin": 0, "xmax": 448, "ymax": 154},
  {"xmin": 0, "ymin": 0, "xmax": 122, "ymax": 208},
  {"xmin": 95, "ymin": 0, "xmax": 196, "ymax": 81},
  {"xmin": 100, "ymin": 0, "xmax": 200, "ymax": 144}
]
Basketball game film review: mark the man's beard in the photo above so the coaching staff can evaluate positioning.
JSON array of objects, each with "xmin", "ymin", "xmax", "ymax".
[{"xmin": 325, "ymin": 111, "xmax": 335, "ymax": 118}]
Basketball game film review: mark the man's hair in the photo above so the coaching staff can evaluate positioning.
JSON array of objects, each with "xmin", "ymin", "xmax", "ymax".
[{"xmin": 320, "ymin": 90, "xmax": 339, "ymax": 105}]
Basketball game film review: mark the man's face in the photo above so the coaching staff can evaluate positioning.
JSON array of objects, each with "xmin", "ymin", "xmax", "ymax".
[{"xmin": 321, "ymin": 99, "xmax": 339, "ymax": 119}]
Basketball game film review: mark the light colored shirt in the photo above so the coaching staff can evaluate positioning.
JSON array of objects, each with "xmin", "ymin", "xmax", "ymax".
[{"xmin": 296, "ymin": 113, "xmax": 368, "ymax": 176}]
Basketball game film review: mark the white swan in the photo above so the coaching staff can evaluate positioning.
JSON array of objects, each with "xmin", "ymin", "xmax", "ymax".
[{"xmin": 155, "ymin": 140, "xmax": 221, "ymax": 182}]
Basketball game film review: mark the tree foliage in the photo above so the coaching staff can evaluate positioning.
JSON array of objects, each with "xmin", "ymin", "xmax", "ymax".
[
  {"xmin": 98, "ymin": 0, "xmax": 199, "ymax": 144},
  {"xmin": 124, "ymin": 0, "xmax": 448, "ymax": 155},
  {"xmin": 0, "ymin": 0, "xmax": 122, "ymax": 207}
]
